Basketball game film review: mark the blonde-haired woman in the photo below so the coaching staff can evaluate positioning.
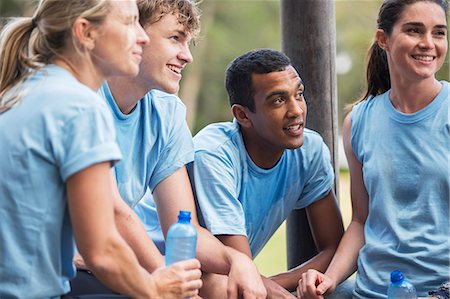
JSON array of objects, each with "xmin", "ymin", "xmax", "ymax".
[{"xmin": 0, "ymin": 0, "xmax": 202, "ymax": 298}]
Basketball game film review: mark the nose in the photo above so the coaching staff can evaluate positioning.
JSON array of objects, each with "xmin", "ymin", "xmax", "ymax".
[
  {"xmin": 287, "ymin": 97, "xmax": 304, "ymax": 118},
  {"xmin": 137, "ymin": 23, "xmax": 150, "ymax": 46},
  {"xmin": 178, "ymin": 43, "xmax": 193, "ymax": 64},
  {"xmin": 418, "ymin": 32, "xmax": 434, "ymax": 50}
]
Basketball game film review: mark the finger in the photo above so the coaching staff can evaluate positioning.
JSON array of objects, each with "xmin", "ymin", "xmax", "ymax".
[
  {"xmin": 316, "ymin": 281, "xmax": 329, "ymax": 296},
  {"xmin": 173, "ymin": 258, "xmax": 201, "ymax": 270},
  {"xmin": 297, "ymin": 283, "xmax": 303, "ymax": 298},
  {"xmin": 184, "ymin": 268, "xmax": 202, "ymax": 282},
  {"xmin": 186, "ymin": 277, "xmax": 203, "ymax": 292},
  {"xmin": 227, "ymin": 283, "xmax": 239, "ymax": 299}
]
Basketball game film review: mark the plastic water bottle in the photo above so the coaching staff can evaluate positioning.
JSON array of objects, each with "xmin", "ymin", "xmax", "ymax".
[
  {"xmin": 387, "ymin": 270, "xmax": 417, "ymax": 299},
  {"xmin": 165, "ymin": 210, "xmax": 197, "ymax": 266}
]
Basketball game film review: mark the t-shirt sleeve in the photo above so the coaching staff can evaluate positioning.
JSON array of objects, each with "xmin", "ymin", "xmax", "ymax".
[
  {"xmin": 295, "ymin": 137, "xmax": 334, "ymax": 209},
  {"xmin": 54, "ymin": 103, "xmax": 122, "ymax": 181},
  {"xmin": 149, "ymin": 101, "xmax": 194, "ymax": 190},
  {"xmin": 192, "ymin": 150, "xmax": 247, "ymax": 236}
]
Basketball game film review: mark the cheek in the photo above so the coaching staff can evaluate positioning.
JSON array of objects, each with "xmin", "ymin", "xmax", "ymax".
[{"xmin": 438, "ymin": 41, "xmax": 448, "ymax": 55}]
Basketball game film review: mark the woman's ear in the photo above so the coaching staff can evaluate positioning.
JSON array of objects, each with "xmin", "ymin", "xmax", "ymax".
[
  {"xmin": 72, "ymin": 18, "xmax": 98, "ymax": 51},
  {"xmin": 231, "ymin": 104, "xmax": 252, "ymax": 128},
  {"xmin": 376, "ymin": 29, "xmax": 388, "ymax": 51}
]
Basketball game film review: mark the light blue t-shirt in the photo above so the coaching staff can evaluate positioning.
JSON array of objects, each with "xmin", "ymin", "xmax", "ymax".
[
  {"xmin": 0, "ymin": 65, "xmax": 121, "ymax": 298},
  {"xmin": 99, "ymin": 84, "xmax": 194, "ymax": 253},
  {"xmin": 350, "ymin": 81, "xmax": 450, "ymax": 299},
  {"xmin": 190, "ymin": 120, "xmax": 334, "ymax": 257}
]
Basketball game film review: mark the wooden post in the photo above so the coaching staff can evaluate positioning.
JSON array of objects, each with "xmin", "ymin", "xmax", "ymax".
[{"xmin": 281, "ymin": 0, "xmax": 339, "ymax": 269}]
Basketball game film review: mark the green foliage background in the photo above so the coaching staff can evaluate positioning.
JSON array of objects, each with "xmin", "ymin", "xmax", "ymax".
[
  {"xmin": 1, "ymin": 0, "xmax": 448, "ymax": 134},
  {"xmin": 186, "ymin": 0, "xmax": 449, "ymax": 133}
]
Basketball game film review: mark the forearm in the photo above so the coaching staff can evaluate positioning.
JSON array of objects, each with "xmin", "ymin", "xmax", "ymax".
[
  {"xmin": 270, "ymin": 245, "xmax": 338, "ymax": 291},
  {"xmin": 194, "ymin": 226, "xmax": 233, "ymax": 274},
  {"xmin": 114, "ymin": 206, "xmax": 164, "ymax": 272},
  {"xmin": 83, "ymin": 231, "xmax": 157, "ymax": 298},
  {"xmin": 325, "ymin": 220, "xmax": 364, "ymax": 284}
]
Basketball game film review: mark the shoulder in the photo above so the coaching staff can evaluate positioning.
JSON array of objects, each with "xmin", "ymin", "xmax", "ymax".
[
  {"xmin": 194, "ymin": 121, "xmax": 241, "ymax": 152},
  {"xmin": 302, "ymin": 129, "xmax": 328, "ymax": 152},
  {"xmin": 146, "ymin": 89, "xmax": 187, "ymax": 113},
  {"xmin": 33, "ymin": 65, "xmax": 107, "ymax": 115},
  {"xmin": 287, "ymin": 129, "xmax": 332, "ymax": 168},
  {"xmin": 193, "ymin": 121, "xmax": 243, "ymax": 166},
  {"xmin": 441, "ymin": 80, "xmax": 450, "ymax": 94},
  {"xmin": 351, "ymin": 93, "xmax": 383, "ymax": 116}
]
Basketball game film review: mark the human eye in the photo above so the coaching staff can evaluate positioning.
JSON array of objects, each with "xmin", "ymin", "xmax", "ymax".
[
  {"xmin": 273, "ymin": 97, "xmax": 284, "ymax": 105},
  {"xmin": 170, "ymin": 34, "xmax": 180, "ymax": 41},
  {"xmin": 296, "ymin": 90, "xmax": 304, "ymax": 99},
  {"xmin": 434, "ymin": 29, "xmax": 447, "ymax": 37},
  {"xmin": 406, "ymin": 27, "xmax": 420, "ymax": 34}
]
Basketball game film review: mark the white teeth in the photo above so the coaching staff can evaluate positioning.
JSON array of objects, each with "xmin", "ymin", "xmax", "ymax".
[
  {"xmin": 168, "ymin": 65, "xmax": 181, "ymax": 74},
  {"xmin": 413, "ymin": 55, "xmax": 434, "ymax": 61},
  {"xmin": 286, "ymin": 124, "xmax": 301, "ymax": 131}
]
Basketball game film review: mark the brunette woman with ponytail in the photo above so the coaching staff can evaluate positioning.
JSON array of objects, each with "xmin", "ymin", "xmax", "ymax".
[{"xmin": 298, "ymin": 1, "xmax": 449, "ymax": 298}]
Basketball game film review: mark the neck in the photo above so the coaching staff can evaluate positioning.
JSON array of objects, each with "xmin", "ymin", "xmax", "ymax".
[
  {"xmin": 107, "ymin": 76, "xmax": 150, "ymax": 114},
  {"xmin": 389, "ymin": 76, "xmax": 441, "ymax": 113},
  {"xmin": 241, "ymin": 128, "xmax": 284, "ymax": 170},
  {"xmin": 53, "ymin": 56, "xmax": 104, "ymax": 91}
]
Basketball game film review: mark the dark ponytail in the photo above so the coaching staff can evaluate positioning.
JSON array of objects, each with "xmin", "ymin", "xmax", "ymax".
[
  {"xmin": 359, "ymin": 41, "xmax": 390, "ymax": 103},
  {"xmin": 350, "ymin": 0, "xmax": 448, "ymax": 108}
]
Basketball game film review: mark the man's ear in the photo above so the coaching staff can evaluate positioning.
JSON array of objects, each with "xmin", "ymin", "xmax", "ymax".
[
  {"xmin": 72, "ymin": 18, "xmax": 98, "ymax": 51},
  {"xmin": 375, "ymin": 29, "xmax": 388, "ymax": 51},
  {"xmin": 231, "ymin": 104, "xmax": 252, "ymax": 128}
]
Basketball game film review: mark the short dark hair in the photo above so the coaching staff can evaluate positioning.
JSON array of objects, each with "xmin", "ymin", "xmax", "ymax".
[{"xmin": 225, "ymin": 48, "xmax": 291, "ymax": 112}]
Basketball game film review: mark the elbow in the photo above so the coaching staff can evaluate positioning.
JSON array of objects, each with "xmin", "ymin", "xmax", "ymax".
[
  {"xmin": 80, "ymin": 235, "xmax": 123, "ymax": 274},
  {"xmin": 82, "ymin": 251, "xmax": 111, "ymax": 274}
]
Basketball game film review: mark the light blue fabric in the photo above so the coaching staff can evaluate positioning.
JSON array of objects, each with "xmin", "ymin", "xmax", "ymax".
[
  {"xmin": 0, "ymin": 65, "xmax": 121, "ymax": 298},
  {"xmin": 99, "ymin": 84, "xmax": 194, "ymax": 253},
  {"xmin": 190, "ymin": 120, "xmax": 334, "ymax": 257},
  {"xmin": 350, "ymin": 81, "xmax": 450, "ymax": 299}
]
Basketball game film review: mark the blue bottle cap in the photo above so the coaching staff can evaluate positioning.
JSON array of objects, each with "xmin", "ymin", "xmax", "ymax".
[
  {"xmin": 390, "ymin": 270, "xmax": 404, "ymax": 283},
  {"xmin": 178, "ymin": 210, "xmax": 192, "ymax": 221}
]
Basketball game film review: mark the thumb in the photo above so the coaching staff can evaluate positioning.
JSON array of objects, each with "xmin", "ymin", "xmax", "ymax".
[{"xmin": 316, "ymin": 280, "xmax": 332, "ymax": 295}]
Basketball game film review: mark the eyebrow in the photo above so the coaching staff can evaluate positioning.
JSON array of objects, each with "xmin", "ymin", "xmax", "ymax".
[
  {"xmin": 265, "ymin": 82, "xmax": 304, "ymax": 100},
  {"xmin": 403, "ymin": 22, "xmax": 448, "ymax": 30},
  {"xmin": 173, "ymin": 29, "xmax": 188, "ymax": 38}
]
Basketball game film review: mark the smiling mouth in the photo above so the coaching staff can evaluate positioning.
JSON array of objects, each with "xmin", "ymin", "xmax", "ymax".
[
  {"xmin": 168, "ymin": 65, "xmax": 182, "ymax": 74},
  {"xmin": 283, "ymin": 123, "xmax": 303, "ymax": 132},
  {"xmin": 412, "ymin": 55, "xmax": 435, "ymax": 61}
]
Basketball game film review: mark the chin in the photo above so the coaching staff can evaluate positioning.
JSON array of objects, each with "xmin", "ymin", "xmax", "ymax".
[
  {"xmin": 159, "ymin": 84, "xmax": 179, "ymax": 95},
  {"xmin": 286, "ymin": 141, "xmax": 304, "ymax": 150}
]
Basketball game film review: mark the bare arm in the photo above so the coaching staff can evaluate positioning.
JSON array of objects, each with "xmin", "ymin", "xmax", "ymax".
[
  {"xmin": 67, "ymin": 162, "xmax": 202, "ymax": 298},
  {"xmin": 325, "ymin": 113, "xmax": 367, "ymax": 284},
  {"xmin": 154, "ymin": 166, "xmax": 266, "ymax": 299},
  {"xmin": 270, "ymin": 191, "xmax": 344, "ymax": 292},
  {"xmin": 218, "ymin": 235, "xmax": 296, "ymax": 299},
  {"xmin": 297, "ymin": 113, "xmax": 368, "ymax": 299},
  {"xmin": 109, "ymin": 170, "xmax": 165, "ymax": 272}
]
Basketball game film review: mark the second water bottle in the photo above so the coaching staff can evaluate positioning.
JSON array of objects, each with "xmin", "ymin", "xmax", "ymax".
[{"xmin": 387, "ymin": 270, "xmax": 417, "ymax": 299}]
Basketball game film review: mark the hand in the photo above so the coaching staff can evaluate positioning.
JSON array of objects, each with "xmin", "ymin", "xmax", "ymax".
[
  {"xmin": 227, "ymin": 251, "xmax": 267, "ymax": 299},
  {"xmin": 297, "ymin": 269, "xmax": 336, "ymax": 299},
  {"xmin": 151, "ymin": 259, "xmax": 203, "ymax": 299},
  {"xmin": 73, "ymin": 252, "xmax": 89, "ymax": 270},
  {"xmin": 263, "ymin": 276, "xmax": 296, "ymax": 299}
]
